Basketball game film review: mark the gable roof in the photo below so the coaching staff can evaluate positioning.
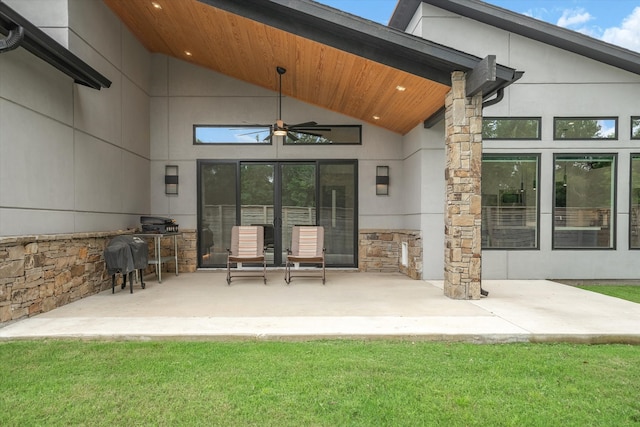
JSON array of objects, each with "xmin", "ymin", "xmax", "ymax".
[
  {"xmin": 104, "ymin": 0, "xmax": 520, "ymax": 134},
  {"xmin": 390, "ymin": 0, "xmax": 640, "ymax": 75}
]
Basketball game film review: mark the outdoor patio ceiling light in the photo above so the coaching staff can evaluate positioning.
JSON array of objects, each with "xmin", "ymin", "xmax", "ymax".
[{"xmin": 376, "ymin": 165, "xmax": 389, "ymax": 196}]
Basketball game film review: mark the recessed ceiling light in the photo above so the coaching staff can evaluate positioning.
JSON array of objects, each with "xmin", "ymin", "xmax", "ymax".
[
  {"xmin": 184, "ymin": 51, "xmax": 193, "ymax": 57},
  {"xmin": 372, "ymin": 115, "xmax": 380, "ymax": 120},
  {"xmin": 395, "ymin": 85, "xmax": 406, "ymax": 92},
  {"xmin": 151, "ymin": 2, "xmax": 162, "ymax": 9}
]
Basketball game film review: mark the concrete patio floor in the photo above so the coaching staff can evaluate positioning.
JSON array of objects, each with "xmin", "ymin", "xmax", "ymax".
[{"xmin": 1, "ymin": 271, "xmax": 640, "ymax": 343}]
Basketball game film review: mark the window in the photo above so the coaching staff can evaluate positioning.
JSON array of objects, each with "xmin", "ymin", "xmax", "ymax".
[
  {"xmin": 482, "ymin": 155, "xmax": 539, "ymax": 249},
  {"xmin": 482, "ymin": 117, "xmax": 541, "ymax": 140},
  {"xmin": 194, "ymin": 125, "xmax": 272, "ymax": 144},
  {"xmin": 553, "ymin": 154, "xmax": 615, "ymax": 249},
  {"xmin": 630, "ymin": 155, "xmax": 640, "ymax": 248},
  {"xmin": 284, "ymin": 125, "xmax": 361, "ymax": 145},
  {"xmin": 554, "ymin": 117, "xmax": 617, "ymax": 140},
  {"xmin": 632, "ymin": 117, "xmax": 640, "ymax": 139}
]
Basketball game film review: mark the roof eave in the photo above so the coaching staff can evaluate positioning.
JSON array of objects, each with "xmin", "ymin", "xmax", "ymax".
[
  {"xmin": 392, "ymin": 0, "xmax": 640, "ymax": 76},
  {"xmin": 0, "ymin": 1, "xmax": 111, "ymax": 89}
]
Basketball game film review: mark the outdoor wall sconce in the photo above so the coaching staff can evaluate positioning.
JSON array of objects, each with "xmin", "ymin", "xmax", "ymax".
[
  {"xmin": 376, "ymin": 166, "xmax": 389, "ymax": 195},
  {"xmin": 165, "ymin": 165, "xmax": 179, "ymax": 195}
]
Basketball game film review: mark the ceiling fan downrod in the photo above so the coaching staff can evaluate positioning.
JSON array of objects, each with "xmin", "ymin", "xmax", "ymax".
[{"xmin": 276, "ymin": 66, "xmax": 286, "ymax": 124}]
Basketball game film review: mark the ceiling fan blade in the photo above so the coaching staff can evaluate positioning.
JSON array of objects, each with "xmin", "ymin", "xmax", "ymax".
[
  {"xmin": 286, "ymin": 131, "xmax": 299, "ymax": 141},
  {"xmin": 290, "ymin": 121, "xmax": 317, "ymax": 128},
  {"xmin": 295, "ymin": 131, "xmax": 324, "ymax": 137},
  {"xmin": 290, "ymin": 127, "xmax": 331, "ymax": 132}
]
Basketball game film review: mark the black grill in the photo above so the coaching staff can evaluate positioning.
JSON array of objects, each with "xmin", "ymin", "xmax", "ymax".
[
  {"xmin": 140, "ymin": 216, "xmax": 179, "ymax": 233},
  {"xmin": 104, "ymin": 236, "xmax": 149, "ymax": 293}
]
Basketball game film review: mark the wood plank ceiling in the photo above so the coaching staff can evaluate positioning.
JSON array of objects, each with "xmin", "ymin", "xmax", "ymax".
[{"xmin": 103, "ymin": 0, "xmax": 451, "ymax": 135}]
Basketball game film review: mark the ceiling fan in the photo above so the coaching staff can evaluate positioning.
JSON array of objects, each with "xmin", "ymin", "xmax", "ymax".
[{"xmin": 268, "ymin": 66, "xmax": 327, "ymax": 141}]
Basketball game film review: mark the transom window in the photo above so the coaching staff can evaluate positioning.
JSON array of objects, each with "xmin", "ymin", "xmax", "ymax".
[
  {"xmin": 482, "ymin": 155, "xmax": 539, "ymax": 249},
  {"xmin": 554, "ymin": 117, "xmax": 618, "ymax": 140},
  {"xmin": 194, "ymin": 125, "xmax": 272, "ymax": 145},
  {"xmin": 482, "ymin": 117, "xmax": 541, "ymax": 140}
]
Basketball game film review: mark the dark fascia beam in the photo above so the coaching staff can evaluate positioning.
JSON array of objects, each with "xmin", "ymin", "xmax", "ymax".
[
  {"xmin": 199, "ymin": 0, "xmax": 518, "ymax": 87},
  {"xmin": 0, "ymin": 1, "xmax": 111, "ymax": 89},
  {"xmin": 389, "ymin": 0, "xmax": 421, "ymax": 30},
  {"xmin": 423, "ymin": 69, "xmax": 524, "ymax": 128},
  {"xmin": 466, "ymin": 55, "xmax": 496, "ymax": 97},
  {"xmin": 403, "ymin": 0, "xmax": 640, "ymax": 76}
]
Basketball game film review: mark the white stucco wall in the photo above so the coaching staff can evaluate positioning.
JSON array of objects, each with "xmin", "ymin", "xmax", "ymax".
[
  {"xmin": 0, "ymin": 0, "xmax": 151, "ymax": 236},
  {"xmin": 148, "ymin": 56, "xmax": 406, "ymax": 232},
  {"xmin": 406, "ymin": 2, "xmax": 640, "ymax": 280}
]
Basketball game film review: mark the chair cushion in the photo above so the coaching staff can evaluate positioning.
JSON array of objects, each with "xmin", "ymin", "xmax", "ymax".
[
  {"xmin": 237, "ymin": 226, "xmax": 258, "ymax": 257},
  {"xmin": 298, "ymin": 227, "xmax": 318, "ymax": 257}
]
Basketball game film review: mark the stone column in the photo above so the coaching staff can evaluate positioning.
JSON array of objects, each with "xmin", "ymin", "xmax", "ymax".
[{"xmin": 443, "ymin": 71, "xmax": 483, "ymax": 299}]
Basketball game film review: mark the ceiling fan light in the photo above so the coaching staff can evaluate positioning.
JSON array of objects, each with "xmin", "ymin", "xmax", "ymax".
[{"xmin": 273, "ymin": 129, "xmax": 287, "ymax": 136}]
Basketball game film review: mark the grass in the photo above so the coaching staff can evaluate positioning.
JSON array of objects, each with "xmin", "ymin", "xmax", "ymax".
[
  {"xmin": 1, "ymin": 340, "xmax": 640, "ymax": 426},
  {"xmin": 577, "ymin": 285, "xmax": 640, "ymax": 304}
]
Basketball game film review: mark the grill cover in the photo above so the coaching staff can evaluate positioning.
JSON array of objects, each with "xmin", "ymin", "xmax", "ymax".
[{"xmin": 104, "ymin": 236, "xmax": 149, "ymax": 275}]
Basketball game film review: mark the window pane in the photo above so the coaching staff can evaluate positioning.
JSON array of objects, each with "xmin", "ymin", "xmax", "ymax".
[
  {"xmin": 199, "ymin": 163, "xmax": 237, "ymax": 267},
  {"xmin": 319, "ymin": 162, "xmax": 357, "ymax": 265},
  {"xmin": 632, "ymin": 117, "xmax": 640, "ymax": 139},
  {"xmin": 554, "ymin": 118, "xmax": 617, "ymax": 140},
  {"xmin": 194, "ymin": 125, "xmax": 271, "ymax": 144},
  {"xmin": 482, "ymin": 155, "xmax": 539, "ymax": 249},
  {"xmin": 630, "ymin": 155, "xmax": 640, "ymax": 248},
  {"xmin": 482, "ymin": 118, "xmax": 540, "ymax": 140},
  {"xmin": 553, "ymin": 155, "xmax": 615, "ymax": 249},
  {"xmin": 284, "ymin": 125, "xmax": 361, "ymax": 145}
]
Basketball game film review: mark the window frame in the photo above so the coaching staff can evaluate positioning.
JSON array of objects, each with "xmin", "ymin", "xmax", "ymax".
[
  {"xmin": 193, "ymin": 124, "xmax": 273, "ymax": 145},
  {"xmin": 631, "ymin": 116, "xmax": 640, "ymax": 140},
  {"xmin": 481, "ymin": 153, "xmax": 541, "ymax": 250},
  {"xmin": 553, "ymin": 117, "xmax": 618, "ymax": 140},
  {"xmin": 629, "ymin": 153, "xmax": 640, "ymax": 249},
  {"xmin": 482, "ymin": 117, "xmax": 542, "ymax": 140},
  {"xmin": 552, "ymin": 153, "xmax": 617, "ymax": 250}
]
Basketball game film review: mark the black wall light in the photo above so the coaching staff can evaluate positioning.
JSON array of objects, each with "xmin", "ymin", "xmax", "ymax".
[
  {"xmin": 376, "ymin": 166, "xmax": 389, "ymax": 195},
  {"xmin": 165, "ymin": 165, "xmax": 179, "ymax": 195}
]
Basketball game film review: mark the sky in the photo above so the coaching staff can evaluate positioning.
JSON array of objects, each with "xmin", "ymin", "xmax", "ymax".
[{"xmin": 317, "ymin": 0, "xmax": 640, "ymax": 52}]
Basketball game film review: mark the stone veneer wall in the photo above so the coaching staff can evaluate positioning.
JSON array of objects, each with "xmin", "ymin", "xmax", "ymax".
[
  {"xmin": 0, "ymin": 230, "xmax": 197, "ymax": 324},
  {"xmin": 443, "ymin": 71, "xmax": 483, "ymax": 299},
  {"xmin": 358, "ymin": 229, "xmax": 422, "ymax": 279}
]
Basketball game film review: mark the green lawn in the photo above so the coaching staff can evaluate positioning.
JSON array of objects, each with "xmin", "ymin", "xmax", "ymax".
[
  {"xmin": 577, "ymin": 285, "xmax": 640, "ymax": 304},
  {"xmin": 1, "ymin": 340, "xmax": 639, "ymax": 426}
]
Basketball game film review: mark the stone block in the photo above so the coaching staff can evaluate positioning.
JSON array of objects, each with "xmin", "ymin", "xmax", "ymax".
[
  {"xmin": 55, "ymin": 270, "xmax": 72, "ymax": 289},
  {"xmin": 71, "ymin": 264, "xmax": 85, "ymax": 277},
  {"xmin": 7, "ymin": 245, "xmax": 25, "ymax": 261},
  {"xmin": 0, "ymin": 259, "xmax": 24, "ymax": 279},
  {"xmin": 0, "ymin": 304, "xmax": 11, "ymax": 322},
  {"xmin": 451, "ymin": 215, "xmax": 475, "ymax": 227}
]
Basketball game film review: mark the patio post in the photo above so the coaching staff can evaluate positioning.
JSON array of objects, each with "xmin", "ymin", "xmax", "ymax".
[{"xmin": 443, "ymin": 71, "xmax": 483, "ymax": 299}]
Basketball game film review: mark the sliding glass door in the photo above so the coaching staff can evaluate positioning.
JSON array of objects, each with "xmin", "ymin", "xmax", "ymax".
[{"xmin": 198, "ymin": 160, "xmax": 357, "ymax": 268}]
